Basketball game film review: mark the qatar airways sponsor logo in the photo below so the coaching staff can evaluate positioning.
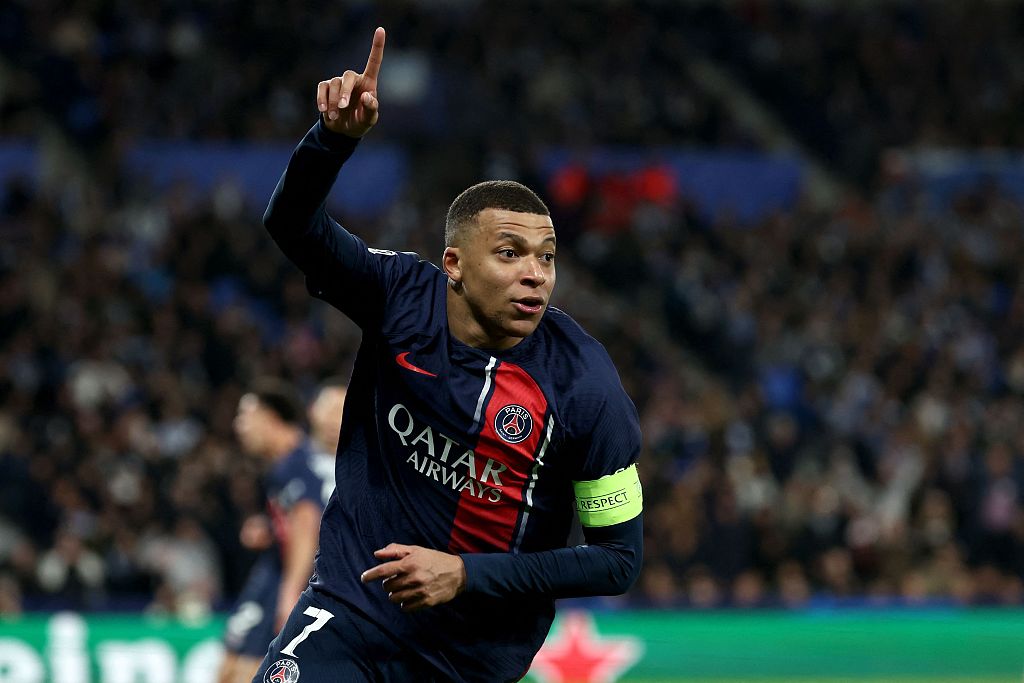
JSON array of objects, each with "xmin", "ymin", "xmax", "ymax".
[{"xmin": 388, "ymin": 404, "xmax": 507, "ymax": 502}]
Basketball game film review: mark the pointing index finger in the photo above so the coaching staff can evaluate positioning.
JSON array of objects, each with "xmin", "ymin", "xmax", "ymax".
[{"xmin": 363, "ymin": 26, "xmax": 386, "ymax": 82}]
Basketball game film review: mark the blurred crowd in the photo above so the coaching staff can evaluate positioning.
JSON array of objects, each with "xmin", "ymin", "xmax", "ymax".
[
  {"xmin": 2, "ymin": 0, "xmax": 1023, "ymax": 617},
  {"xmin": 706, "ymin": 1, "xmax": 1024, "ymax": 185},
  {"xmin": 0, "ymin": 1, "xmax": 753, "ymax": 152},
  {"xmin": 574, "ymin": 175, "xmax": 1024, "ymax": 609},
  {"xmin": 9, "ymin": 0, "xmax": 1024, "ymax": 187}
]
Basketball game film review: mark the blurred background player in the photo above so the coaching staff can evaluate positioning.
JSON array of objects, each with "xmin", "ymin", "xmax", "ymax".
[
  {"xmin": 307, "ymin": 378, "xmax": 347, "ymax": 506},
  {"xmin": 217, "ymin": 378, "xmax": 338, "ymax": 683}
]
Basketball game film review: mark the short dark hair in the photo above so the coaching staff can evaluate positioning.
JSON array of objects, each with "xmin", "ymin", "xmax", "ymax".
[
  {"xmin": 250, "ymin": 378, "xmax": 304, "ymax": 426},
  {"xmin": 445, "ymin": 180, "xmax": 549, "ymax": 247}
]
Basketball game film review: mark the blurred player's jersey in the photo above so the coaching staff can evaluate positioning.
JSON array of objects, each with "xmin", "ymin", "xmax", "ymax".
[
  {"xmin": 267, "ymin": 440, "xmax": 330, "ymax": 556},
  {"xmin": 225, "ymin": 440, "xmax": 329, "ymax": 655},
  {"xmin": 301, "ymin": 237, "xmax": 641, "ymax": 680}
]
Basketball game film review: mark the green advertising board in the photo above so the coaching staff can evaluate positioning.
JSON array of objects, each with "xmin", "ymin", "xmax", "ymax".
[
  {"xmin": 0, "ymin": 612, "xmax": 222, "ymax": 683},
  {"xmin": 525, "ymin": 609, "xmax": 1024, "ymax": 682},
  {"xmin": 0, "ymin": 609, "xmax": 1022, "ymax": 682}
]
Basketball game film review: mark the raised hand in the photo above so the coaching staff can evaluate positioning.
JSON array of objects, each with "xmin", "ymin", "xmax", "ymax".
[
  {"xmin": 360, "ymin": 543, "xmax": 467, "ymax": 612},
  {"xmin": 317, "ymin": 27, "xmax": 385, "ymax": 138}
]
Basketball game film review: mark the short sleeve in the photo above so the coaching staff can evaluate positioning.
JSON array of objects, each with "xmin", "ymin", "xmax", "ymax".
[{"xmin": 276, "ymin": 458, "xmax": 327, "ymax": 512}]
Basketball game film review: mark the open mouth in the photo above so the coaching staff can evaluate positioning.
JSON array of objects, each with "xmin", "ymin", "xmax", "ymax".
[{"xmin": 512, "ymin": 297, "xmax": 545, "ymax": 315}]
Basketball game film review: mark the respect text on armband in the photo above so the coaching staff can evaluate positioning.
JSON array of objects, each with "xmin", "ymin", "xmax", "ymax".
[
  {"xmin": 388, "ymin": 403, "xmax": 505, "ymax": 502},
  {"xmin": 576, "ymin": 489, "xmax": 631, "ymax": 513},
  {"xmin": 572, "ymin": 464, "xmax": 643, "ymax": 526}
]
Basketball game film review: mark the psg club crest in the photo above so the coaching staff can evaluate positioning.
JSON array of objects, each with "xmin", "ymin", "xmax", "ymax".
[
  {"xmin": 495, "ymin": 404, "xmax": 533, "ymax": 444},
  {"xmin": 264, "ymin": 659, "xmax": 300, "ymax": 683}
]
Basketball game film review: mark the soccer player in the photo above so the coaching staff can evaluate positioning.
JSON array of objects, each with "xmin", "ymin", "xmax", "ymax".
[
  {"xmin": 218, "ymin": 380, "xmax": 334, "ymax": 683},
  {"xmin": 255, "ymin": 27, "xmax": 643, "ymax": 683},
  {"xmin": 307, "ymin": 378, "xmax": 347, "ymax": 510}
]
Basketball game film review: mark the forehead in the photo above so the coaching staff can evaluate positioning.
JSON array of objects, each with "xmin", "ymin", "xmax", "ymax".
[
  {"xmin": 472, "ymin": 209, "xmax": 555, "ymax": 241},
  {"xmin": 313, "ymin": 387, "xmax": 346, "ymax": 409},
  {"xmin": 237, "ymin": 394, "xmax": 261, "ymax": 413}
]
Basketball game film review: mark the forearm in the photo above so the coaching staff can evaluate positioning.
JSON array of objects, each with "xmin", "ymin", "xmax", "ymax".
[
  {"xmin": 460, "ymin": 515, "xmax": 643, "ymax": 599},
  {"xmin": 263, "ymin": 120, "xmax": 361, "ymax": 273},
  {"xmin": 279, "ymin": 543, "xmax": 315, "ymax": 603},
  {"xmin": 278, "ymin": 504, "xmax": 321, "ymax": 609}
]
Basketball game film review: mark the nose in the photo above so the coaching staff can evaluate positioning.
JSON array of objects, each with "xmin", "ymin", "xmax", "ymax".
[{"xmin": 521, "ymin": 257, "xmax": 547, "ymax": 286}]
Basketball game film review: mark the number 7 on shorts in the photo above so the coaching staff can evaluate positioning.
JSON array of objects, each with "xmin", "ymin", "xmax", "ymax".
[{"xmin": 280, "ymin": 606, "xmax": 334, "ymax": 657}]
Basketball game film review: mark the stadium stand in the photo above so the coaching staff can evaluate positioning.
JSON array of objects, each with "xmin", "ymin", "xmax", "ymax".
[{"xmin": 1, "ymin": 1, "xmax": 1023, "ymax": 619}]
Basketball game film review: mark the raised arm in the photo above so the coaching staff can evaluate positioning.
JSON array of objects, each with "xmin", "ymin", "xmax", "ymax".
[{"xmin": 263, "ymin": 28, "xmax": 392, "ymax": 327}]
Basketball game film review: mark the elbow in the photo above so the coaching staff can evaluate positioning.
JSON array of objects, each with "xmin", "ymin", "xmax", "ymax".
[
  {"xmin": 262, "ymin": 200, "xmax": 281, "ymax": 235},
  {"xmin": 587, "ymin": 514, "xmax": 644, "ymax": 596},
  {"xmin": 263, "ymin": 199, "xmax": 298, "ymax": 253},
  {"xmin": 601, "ymin": 538, "xmax": 642, "ymax": 596},
  {"xmin": 623, "ymin": 547, "xmax": 643, "ymax": 593}
]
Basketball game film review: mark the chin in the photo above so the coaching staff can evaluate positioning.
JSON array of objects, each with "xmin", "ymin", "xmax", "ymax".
[{"xmin": 505, "ymin": 320, "xmax": 541, "ymax": 338}]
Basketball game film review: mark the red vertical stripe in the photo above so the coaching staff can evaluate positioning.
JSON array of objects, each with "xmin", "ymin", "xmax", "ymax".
[
  {"xmin": 267, "ymin": 500, "xmax": 290, "ymax": 558},
  {"xmin": 449, "ymin": 362, "xmax": 548, "ymax": 553}
]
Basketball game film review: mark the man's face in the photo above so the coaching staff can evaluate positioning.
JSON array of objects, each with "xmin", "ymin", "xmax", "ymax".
[
  {"xmin": 233, "ymin": 393, "xmax": 270, "ymax": 457},
  {"xmin": 446, "ymin": 208, "xmax": 556, "ymax": 348},
  {"xmin": 309, "ymin": 386, "xmax": 346, "ymax": 454}
]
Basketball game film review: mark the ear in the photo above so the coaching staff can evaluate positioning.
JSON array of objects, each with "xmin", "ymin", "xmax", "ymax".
[{"xmin": 442, "ymin": 247, "xmax": 462, "ymax": 285}]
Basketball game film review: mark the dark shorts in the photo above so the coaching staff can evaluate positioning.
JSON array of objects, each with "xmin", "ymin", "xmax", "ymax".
[
  {"xmin": 224, "ymin": 552, "xmax": 281, "ymax": 657},
  {"xmin": 252, "ymin": 588, "xmax": 448, "ymax": 683}
]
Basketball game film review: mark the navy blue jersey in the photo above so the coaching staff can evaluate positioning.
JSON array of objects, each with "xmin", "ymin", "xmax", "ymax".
[
  {"xmin": 266, "ymin": 441, "xmax": 329, "ymax": 556},
  {"xmin": 265, "ymin": 121, "xmax": 642, "ymax": 682},
  {"xmin": 223, "ymin": 551, "xmax": 281, "ymax": 656},
  {"xmin": 225, "ymin": 441, "xmax": 327, "ymax": 656}
]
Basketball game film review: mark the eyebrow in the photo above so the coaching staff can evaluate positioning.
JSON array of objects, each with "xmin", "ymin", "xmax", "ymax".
[{"xmin": 495, "ymin": 231, "xmax": 557, "ymax": 249}]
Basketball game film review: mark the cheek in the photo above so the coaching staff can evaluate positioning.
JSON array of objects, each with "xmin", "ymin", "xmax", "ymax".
[
  {"xmin": 236, "ymin": 419, "xmax": 259, "ymax": 445},
  {"xmin": 468, "ymin": 263, "xmax": 512, "ymax": 295}
]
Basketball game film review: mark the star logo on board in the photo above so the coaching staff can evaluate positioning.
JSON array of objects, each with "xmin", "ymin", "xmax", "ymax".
[{"xmin": 528, "ymin": 611, "xmax": 644, "ymax": 683}]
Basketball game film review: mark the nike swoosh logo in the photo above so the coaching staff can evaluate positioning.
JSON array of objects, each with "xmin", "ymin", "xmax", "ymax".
[{"xmin": 395, "ymin": 352, "xmax": 437, "ymax": 377}]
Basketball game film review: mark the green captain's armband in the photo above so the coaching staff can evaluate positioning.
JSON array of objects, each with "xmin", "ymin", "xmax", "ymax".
[{"xmin": 573, "ymin": 464, "xmax": 643, "ymax": 527}]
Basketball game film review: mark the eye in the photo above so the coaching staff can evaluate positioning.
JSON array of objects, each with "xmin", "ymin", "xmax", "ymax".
[
  {"xmin": 543, "ymin": 252, "xmax": 556, "ymax": 262},
  {"xmin": 499, "ymin": 248, "xmax": 517, "ymax": 258}
]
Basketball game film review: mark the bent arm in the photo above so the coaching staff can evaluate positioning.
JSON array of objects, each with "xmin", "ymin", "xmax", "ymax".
[
  {"xmin": 263, "ymin": 119, "xmax": 360, "ymax": 277},
  {"xmin": 263, "ymin": 119, "xmax": 386, "ymax": 325},
  {"xmin": 460, "ymin": 514, "xmax": 643, "ymax": 599}
]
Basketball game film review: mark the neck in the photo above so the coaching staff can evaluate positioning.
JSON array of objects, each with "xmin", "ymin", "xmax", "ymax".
[
  {"xmin": 268, "ymin": 428, "xmax": 303, "ymax": 461},
  {"xmin": 446, "ymin": 287, "xmax": 521, "ymax": 351}
]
